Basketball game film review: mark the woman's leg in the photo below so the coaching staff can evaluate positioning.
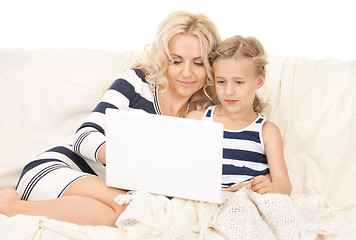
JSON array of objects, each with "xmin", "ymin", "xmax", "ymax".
[{"xmin": 0, "ymin": 176, "xmax": 127, "ymax": 227}]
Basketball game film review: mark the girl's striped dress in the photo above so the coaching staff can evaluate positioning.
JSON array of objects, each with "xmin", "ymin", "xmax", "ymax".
[{"xmin": 201, "ymin": 105, "xmax": 269, "ymax": 188}]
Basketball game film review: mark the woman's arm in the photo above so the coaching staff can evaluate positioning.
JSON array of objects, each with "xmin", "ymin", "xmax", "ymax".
[{"xmin": 72, "ymin": 69, "xmax": 146, "ymax": 165}]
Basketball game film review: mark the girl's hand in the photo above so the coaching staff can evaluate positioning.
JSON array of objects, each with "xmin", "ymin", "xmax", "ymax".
[
  {"xmin": 222, "ymin": 182, "xmax": 247, "ymax": 192},
  {"xmin": 246, "ymin": 175, "xmax": 272, "ymax": 194}
]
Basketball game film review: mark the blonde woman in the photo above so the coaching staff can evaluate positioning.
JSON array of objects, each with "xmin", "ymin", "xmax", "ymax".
[{"xmin": 0, "ymin": 11, "xmax": 221, "ymax": 227}]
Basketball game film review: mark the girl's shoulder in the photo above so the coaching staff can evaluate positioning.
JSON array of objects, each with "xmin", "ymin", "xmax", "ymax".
[
  {"xmin": 262, "ymin": 121, "xmax": 279, "ymax": 131},
  {"xmin": 262, "ymin": 121, "xmax": 282, "ymax": 142}
]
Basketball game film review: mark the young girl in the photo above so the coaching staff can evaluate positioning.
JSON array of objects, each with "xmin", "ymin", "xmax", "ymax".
[
  {"xmin": 187, "ymin": 35, "xmax": 292, "ymax": 195},
  {"xmin": 187, "ymin": 36, "xmax": 326, "ymax": 240}
]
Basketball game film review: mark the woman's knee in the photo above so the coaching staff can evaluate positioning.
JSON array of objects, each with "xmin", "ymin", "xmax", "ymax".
[{"xmin": 63, "ymin": 175, "xmax": 128, "ymax": 211}]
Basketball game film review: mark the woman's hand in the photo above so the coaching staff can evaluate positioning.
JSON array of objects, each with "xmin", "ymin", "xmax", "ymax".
[{"xmin": 97, "ymin": 144, "xmax": 106, "ymax": 164}]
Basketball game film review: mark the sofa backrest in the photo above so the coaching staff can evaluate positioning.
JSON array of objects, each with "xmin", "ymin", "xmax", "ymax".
[
  {"xmin": 0, "ymin": 48, "xmax": 137, "ymax": 188},
  {"xmin": 0, "ymin": 48, "xmax": 355, "ymax": 207},
  {"xmin": 261, "ymin": 55, "xmax": 356, "ymax": 206}
]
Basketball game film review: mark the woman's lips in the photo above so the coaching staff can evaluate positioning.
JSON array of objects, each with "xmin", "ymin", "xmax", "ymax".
[{"xmin": 178, "ymin": 80, "xmax": 195, "ymax": 87}]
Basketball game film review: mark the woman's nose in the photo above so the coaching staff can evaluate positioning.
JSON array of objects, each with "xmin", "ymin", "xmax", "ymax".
[{"xmin": 181, "ymin": 63, "xmax": 192, "ymax": 78}]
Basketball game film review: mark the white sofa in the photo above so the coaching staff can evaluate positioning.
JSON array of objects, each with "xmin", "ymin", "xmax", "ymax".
[{"xmin": 0, "ymin": 48, "xmax": 355, "ymax": 239}]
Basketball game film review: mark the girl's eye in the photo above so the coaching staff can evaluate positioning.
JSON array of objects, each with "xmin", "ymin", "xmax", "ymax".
[
  {"xmin": 216, "ymin": 80, "xmax": 225, "ymax": 84},
  {"xmin": 236, "ymin": 81, "xmax": 244, "ymax": 85}
]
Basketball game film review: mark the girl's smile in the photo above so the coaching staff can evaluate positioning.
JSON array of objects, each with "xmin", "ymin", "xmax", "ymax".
[{"xmin": 224, "ymin": 99, "xmax": 238, "ymax": 105}]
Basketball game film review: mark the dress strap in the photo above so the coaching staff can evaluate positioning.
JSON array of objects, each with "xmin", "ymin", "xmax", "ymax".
[{"xmin": 201, "ymin": 105, "xmax": 217, "ymax": 122}]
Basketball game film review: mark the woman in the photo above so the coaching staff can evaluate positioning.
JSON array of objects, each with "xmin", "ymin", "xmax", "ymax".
[{"xmin": 0, "ymin": 10, "xmax": 221, "ymax": 227}]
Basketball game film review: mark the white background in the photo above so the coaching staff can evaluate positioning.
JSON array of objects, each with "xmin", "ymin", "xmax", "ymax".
[{"xmin": 1, "ymin": 0, "xmax": 355, "ymax": 60}]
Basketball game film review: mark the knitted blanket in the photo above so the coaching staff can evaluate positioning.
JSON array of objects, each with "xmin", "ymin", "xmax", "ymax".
[
  {"xmin": 0, "ymin": 184, "xmax": 354, "ymax": 239},
  {"xmin": 115, "ymin": 184, "xmax": 354, "ymax": 240}
]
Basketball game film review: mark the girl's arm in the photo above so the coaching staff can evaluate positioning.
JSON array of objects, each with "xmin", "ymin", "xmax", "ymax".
[{"xmin": 249, "ymin": 121, "xmax": 292, "ymax": 195}]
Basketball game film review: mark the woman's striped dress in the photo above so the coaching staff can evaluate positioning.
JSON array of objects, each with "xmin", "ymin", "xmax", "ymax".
[{"xmin": 16, "ymin": 68, "xmax": 162, "ymax": 201}]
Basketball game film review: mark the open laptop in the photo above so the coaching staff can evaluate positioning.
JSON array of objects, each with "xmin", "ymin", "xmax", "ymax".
[{"xmin": 105, "ymin": 109, "xmax": 223, "ymax": 204}]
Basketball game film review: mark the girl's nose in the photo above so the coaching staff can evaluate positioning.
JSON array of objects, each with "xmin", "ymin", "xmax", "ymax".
[{"xmin": 225, "ymin": 83, "xmax": 235, "ymax": 95}]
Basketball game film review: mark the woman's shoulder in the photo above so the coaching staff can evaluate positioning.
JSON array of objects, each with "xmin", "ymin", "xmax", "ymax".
[
  {"xmin": 117, "ymin": 68, "xmax": 147, "ymax": 84},
  {"xmin": 186, "ymin": 109, "xmax": 206, "ymax": 120},
  {"xmin": 108, "ymin": 68, "xmax": 149, "ymax": 91},
  {"xmin": 101, "ymin": 68, "xmax": 155, "ymax": 102}
]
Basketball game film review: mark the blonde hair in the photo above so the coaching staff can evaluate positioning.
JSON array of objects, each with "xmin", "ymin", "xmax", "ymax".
[
  {"xmin": 133, "ymin": 11, "xmax": 221, "ymax": 110},
  {"xmin": 209, "ymin": 35, "xmax": 268, "ymax": 113}
]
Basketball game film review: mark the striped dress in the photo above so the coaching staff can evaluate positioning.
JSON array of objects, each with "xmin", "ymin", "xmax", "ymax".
[
  {"xmin": 202, "ymin": 106, "xmax": 270, "ymax": 188},
  {"xmin": 16, "ymin": 68, "xmax": 162, "ymax": 201}
]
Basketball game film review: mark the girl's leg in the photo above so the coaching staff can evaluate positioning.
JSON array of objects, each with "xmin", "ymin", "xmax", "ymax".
[{"xmin": 0, "ymin": 176, "xmax": 127, "ymax": 227}]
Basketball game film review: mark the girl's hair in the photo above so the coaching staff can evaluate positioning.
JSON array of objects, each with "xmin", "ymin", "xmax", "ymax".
[
  {"xmin": 132, "ymin": 10, "xmax": 221, "ymax": 110},
  {"xmin": 208, "ymin": 35, "xmax": 268, "ymax": 113}
]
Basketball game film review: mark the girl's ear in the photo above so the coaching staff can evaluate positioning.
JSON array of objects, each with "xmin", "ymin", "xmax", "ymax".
[{"xmin": 256, "ymin": 75, "xmax": 265, "ymax": 89}]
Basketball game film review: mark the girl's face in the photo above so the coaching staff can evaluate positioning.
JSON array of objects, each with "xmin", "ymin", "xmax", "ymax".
[
  {"xmin": 165, "ymin": 33, "xmax": 207, "ymax": 99},
  {"xmin": 213, "ymin": 57, "xmax": 264, "ymax": 114}
]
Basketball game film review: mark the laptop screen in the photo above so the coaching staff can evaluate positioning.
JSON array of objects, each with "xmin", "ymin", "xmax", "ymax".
[{"xmin": 105, "ymin": 109, "xmax": 223, "ymax": 203}]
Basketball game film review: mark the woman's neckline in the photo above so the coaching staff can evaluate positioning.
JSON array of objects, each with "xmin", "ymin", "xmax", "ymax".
[
  {"xmin": 154, "ymin": 84, "xmax": 190, "ymax": 118},
  {"xmin": 153, "ymin": 85, "xmax": 162, "ymax": 115}
]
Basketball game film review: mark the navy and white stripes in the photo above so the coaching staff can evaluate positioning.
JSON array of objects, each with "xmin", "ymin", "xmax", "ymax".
[
  {"xmin": 20, "ymin": 163, "xmax": 68, "ymax": 200},
  {"xmin": 16, "ymin": 68, "xmax": 160, "ymax": 201},
  {"xmin": 202, "ymin": 106, "xmax": 269, "ymax": 188},
  {"xmin": 72, "ymin": 68, "xmax": 159, "ymax": 164}
]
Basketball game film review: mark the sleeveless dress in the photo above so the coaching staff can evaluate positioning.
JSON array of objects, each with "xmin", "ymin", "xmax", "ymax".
[{"xmin": 201, "ymin": 106, "xmax": 270, "ymax": 188}]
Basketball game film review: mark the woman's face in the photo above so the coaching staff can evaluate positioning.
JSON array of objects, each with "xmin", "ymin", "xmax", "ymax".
[{"xmin": 165, "ymin": 33, "xmax": 207, "ymax": 99}]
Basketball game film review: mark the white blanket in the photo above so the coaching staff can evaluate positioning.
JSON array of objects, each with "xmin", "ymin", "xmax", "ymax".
[
  {"xmin": 1, "ymin": 184, "xmax": 353, "ymax": 239},
  {"xmin": 114, "ymin": 185, "xmax": 354, "ymax": 240}
]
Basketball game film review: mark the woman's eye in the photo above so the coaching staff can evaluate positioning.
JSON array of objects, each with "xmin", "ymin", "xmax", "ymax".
[
  {"xmin": 236, "ymin": 81, "xmax": 244, "ymax": 85},
  {"xmin": 194, "ymin": 62, "xmax": 204, "ymax": 66},
  {"xmin": 172, "ymin": 59, "xmax": 181, "ymax": 64},
  {"xmin": 216, "ymin": 80, "xmax": 225, "ymax": 84}
]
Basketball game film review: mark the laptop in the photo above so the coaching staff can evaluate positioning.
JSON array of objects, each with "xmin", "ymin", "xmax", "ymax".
[{"xmin": 105, "ymin": 109, "xmax": 223, "ymax": 204}]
